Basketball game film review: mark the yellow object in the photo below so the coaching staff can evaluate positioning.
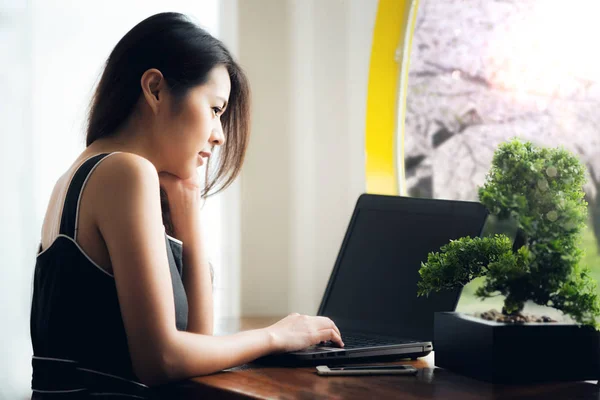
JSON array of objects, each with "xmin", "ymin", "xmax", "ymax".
[{"xmin": 365, "ymin": 0, "xmax": 419, "ymax": 195}]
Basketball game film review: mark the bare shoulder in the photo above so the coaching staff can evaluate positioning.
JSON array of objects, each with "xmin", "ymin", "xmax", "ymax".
[
  {"xmin": 86, "ymin": 152, "xmax": 162, "ymax": 225},
  {"xmin": 95, "ymin": 152, "xmax": 158, "ymax": 187}
]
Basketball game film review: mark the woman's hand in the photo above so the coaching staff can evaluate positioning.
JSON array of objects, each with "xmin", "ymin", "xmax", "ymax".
[
  {"xmin": 158, "ymin": 171, "xmax": 203, "ymax": 240},
  {"xmin": 265, "ymin": 313, "xmax": 344, "ymax": 353}
]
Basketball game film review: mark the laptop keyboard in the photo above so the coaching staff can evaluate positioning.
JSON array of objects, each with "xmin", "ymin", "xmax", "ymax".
[{"xmin": 318, "ymin": 333, "xmax": 418, "ymax": 350}]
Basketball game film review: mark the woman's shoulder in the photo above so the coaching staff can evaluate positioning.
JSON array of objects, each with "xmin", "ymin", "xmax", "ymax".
[
  {"xmin": 87, "ymin": 152, "xmax": 160, "ymax": 201},
  {"xmin": 97, "ymin": 152, "xmax": 158, "ymax": 178},
  {"xmin": 83, "ymin": 152, "xmax": 164, "ymax": 240},
  {"xmin": 60, "ymin": 151, "xmax": 156, "ymax": 182},
  {"xmin": 40, "ymin": 152, "xmax": 160, "ymax": 249}
]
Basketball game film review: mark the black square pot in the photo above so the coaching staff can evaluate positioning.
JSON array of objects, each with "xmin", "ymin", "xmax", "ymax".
[{"xmin": 434, "ymin": 312, "xmax": 600, "ymax": 383}]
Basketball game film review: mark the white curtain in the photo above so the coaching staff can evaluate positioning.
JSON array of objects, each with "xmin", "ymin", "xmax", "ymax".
[{"xmin": 1, "ymin": 2, "xmax": 222, "ymax": 398}]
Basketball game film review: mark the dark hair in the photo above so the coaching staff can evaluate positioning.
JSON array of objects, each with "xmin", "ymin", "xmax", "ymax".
[{"xmin": 86, "ymin": 12, "xmax": 250, "ymax": 198}]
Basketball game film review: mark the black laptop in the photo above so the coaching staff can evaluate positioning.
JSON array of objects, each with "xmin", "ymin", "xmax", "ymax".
[{"xmin": 257, "ymin": 194, "xmax": 489, "ymax": 365}]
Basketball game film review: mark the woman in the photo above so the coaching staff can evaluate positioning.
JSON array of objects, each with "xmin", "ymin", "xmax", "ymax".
[{"xmin": 30, "ymin": 12, "xmax": 343, "ymax": 398}]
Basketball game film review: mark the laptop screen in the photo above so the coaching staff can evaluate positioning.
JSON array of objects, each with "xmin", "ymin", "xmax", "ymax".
[{"xmin": 318, "ymin": 196, "xmax": 488, "ymax": 342}]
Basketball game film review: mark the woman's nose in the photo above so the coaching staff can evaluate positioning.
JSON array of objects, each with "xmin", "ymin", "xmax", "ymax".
[{"xmin": 211, "ymin": 125, "xmax": 225, "ymax": 146}]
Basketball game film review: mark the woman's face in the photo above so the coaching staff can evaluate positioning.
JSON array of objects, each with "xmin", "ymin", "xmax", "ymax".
[{"xmin": 158, "ymin": 65, "xmax": 231, "ymax": 179}]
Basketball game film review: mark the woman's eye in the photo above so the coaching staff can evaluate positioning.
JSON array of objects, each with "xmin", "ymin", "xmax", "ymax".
[{"xmin": 212, "ymin": 107, "xmax": 223, "ymax": 116}]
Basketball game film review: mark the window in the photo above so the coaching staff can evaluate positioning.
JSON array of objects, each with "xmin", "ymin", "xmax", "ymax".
[{"xmin": 404, "ymin": 0, "xmax": 600, "ymax": 315}]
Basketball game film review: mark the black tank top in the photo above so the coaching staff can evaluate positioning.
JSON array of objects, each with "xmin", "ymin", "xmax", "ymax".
[{"xmin": 30, "ymin": 153, "xmax": 188, "ymax": 398}]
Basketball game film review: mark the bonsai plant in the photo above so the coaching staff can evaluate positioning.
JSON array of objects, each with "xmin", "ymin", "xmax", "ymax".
[{"xmin": 417, "ymin": 138, "xmax": 600, "ymax": 383}]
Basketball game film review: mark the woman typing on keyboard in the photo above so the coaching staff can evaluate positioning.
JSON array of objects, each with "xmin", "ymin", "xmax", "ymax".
[{"xmin": 30, "ymin": 12, "xmax": 343, "ymax": 399}]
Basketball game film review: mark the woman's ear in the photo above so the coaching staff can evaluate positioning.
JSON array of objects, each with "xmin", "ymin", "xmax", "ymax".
[{"xmin": 140, "ymin": 68, "xmax": 165, "ymax": 115}]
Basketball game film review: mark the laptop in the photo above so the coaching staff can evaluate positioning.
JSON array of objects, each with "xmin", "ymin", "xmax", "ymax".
[{"xmin": 257, "ymin": 193, "xmax": 489, "ymax": 365}]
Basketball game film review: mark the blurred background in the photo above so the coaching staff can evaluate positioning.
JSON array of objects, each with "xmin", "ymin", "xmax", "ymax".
[{"xmin": 2, "ymin": 0, "xmax": 600, "ymax": 398}]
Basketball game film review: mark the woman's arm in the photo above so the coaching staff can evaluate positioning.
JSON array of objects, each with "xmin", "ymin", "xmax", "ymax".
[
  {"xmin": 161, "ymin": 312, "xmax": 341, "ymax": 381},
  {"xmin": 158, "ymin": 172, "xmax": 213, "ymax": 335},
  {"xmin": 178, "ymin": 210, "xmax": 214, "ymax": 334},
  {"xmin": 91, "ymin": 153, "xmax": 343, "ymax": 386}
]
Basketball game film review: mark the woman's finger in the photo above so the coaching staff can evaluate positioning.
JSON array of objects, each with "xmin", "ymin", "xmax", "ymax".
[
  {"xmin": 316, "ymin": 328, "xmax": 344, "ymax": 347},
  {"xmin": 314, "ymin": 316, "xmax": 342, "ymax": 338}
]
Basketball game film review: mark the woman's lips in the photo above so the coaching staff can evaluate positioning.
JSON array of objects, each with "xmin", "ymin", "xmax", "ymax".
[{"xmin": 197, "ymin": 151, "xmax": 211, "ymax": 167}]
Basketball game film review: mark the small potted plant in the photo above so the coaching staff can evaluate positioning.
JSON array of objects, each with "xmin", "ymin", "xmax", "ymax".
[{"xmin": 417, "ymin": 138, "xmax": 600, "ymax": 383}]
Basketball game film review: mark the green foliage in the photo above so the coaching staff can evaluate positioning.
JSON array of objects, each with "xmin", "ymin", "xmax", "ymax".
[
  {"xmin": 418, "ymin": 139, "xmax": 600, "ymax": 327},
  {"xmin": 417, "ymin": 235, "xmax": 513, "ymax": 295}
]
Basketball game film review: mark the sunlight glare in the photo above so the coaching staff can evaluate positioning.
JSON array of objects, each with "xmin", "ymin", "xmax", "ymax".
[{"xmin": 486, "ymin": 0, "xmax": 600, "ymax": 97}]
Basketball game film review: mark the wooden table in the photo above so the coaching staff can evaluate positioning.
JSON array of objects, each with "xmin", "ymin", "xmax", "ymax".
[{"xmin": 163, "ymin": 317, "xmax": 600, "ymax": 399}]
